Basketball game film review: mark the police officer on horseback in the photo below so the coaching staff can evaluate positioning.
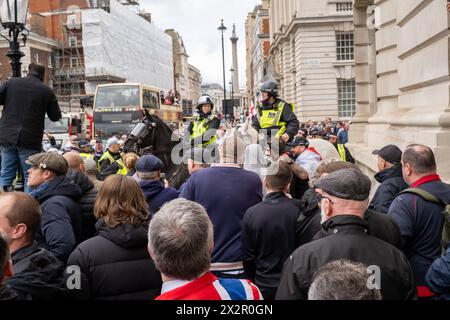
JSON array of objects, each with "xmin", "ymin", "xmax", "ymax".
[
  {"xmin": 187, "ymin": 94, "xmax": 220, "ymax": 150},
  {"xmin": 252, "ymin": 81, "xmax": 299, "ymax": 143}
]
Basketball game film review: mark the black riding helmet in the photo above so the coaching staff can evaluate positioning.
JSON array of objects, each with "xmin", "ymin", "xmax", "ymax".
[{"xmin": 259, "ymin": 81, "xmax": 279, "ymax": 98}]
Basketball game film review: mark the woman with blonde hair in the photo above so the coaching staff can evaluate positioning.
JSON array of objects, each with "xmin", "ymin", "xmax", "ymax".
[
  {"xmin": 67, "ymin": 175, "xmax": 162, "ymax": 299},
  {"xmin": 122, "ymin": 152, "xmax": 139, "ymax": 177}
]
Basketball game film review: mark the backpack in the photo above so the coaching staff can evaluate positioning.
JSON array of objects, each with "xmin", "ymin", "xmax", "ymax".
[{"xmin": 399, "ymin": 188, "xmax": 450, "ymax": 254}]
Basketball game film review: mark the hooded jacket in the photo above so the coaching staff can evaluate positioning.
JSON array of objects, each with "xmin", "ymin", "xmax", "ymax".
[
  {"xmin": 66, "ymin": 219, "xmax": 162, "ymax": 300},
  {"xmin": 139, "ymin": 179, "xmax": 179, "ymax": 216},
  {"xmin": 369, "ymin": 164, "xmax": 408, "ymax": 214},
  {"xmin": 66, "ymin": 170, "xmax": 98, "ymax": 240},
  {"xmin": 276, "ymin": 215, "xmax": 416, "ymax": 300},
  {"xmin": 33, "ymin": 175, "xmax": 83, "ymax": 263},
  {"xmin": 6, "ymin": 243, "xmax": 65, "ymax": 300}
]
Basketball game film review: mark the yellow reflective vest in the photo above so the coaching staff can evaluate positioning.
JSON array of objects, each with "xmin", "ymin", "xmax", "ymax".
[
  {"xmin": 256, "ymin": 100, "xmax": 295, "ymax": 137},
  {"xmin": 98, "ymin": 151, "xmax": 127, "ymax": 175},
  {"xmin": 80, "ymin": 153, "xmax": 94, "ymax": 161},
  {"xmin": 190, "ymin": 115, "xmax": 218, "ymax": 147},
  {"xmin": 337, "ymin": 144, "xmax": 347, "ymax": 162}
]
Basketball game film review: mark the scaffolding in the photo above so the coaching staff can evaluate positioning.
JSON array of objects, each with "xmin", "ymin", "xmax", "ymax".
[{"xmin": 50, "ymin": 2, "xmax": 86, "ymax": 112}]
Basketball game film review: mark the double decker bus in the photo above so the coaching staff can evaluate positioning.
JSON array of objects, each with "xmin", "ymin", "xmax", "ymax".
[{"xmin": 93, "ymin": 83, "xmax": 183, "ymax": 140}]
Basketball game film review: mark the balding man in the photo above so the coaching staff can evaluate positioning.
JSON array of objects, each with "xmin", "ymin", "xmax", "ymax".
[
  {"xmin": 180, "ymin": 135, "xmax": 262, "ymax": 278},
  {"xmin": 388, "ymin": 144, "xmax": 450, "ymax": 298},
  {"xmin": 0, "ymin": 192, "xmax": 65, "ymax": 299},
  {"xmin": 276, "ymin": 169, "xmax": 416, "ymax": 300},
  {"xmin": 64, "ymin": 152, "xmax": 98, "ymax": 241}
]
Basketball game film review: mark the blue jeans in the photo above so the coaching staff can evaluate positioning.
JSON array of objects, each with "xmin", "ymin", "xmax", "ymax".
[{"xmin": 0, "ymin": 144, "xmax": 40, "ymax": 193}]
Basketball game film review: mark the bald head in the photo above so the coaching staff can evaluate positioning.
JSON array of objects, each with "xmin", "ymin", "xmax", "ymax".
[
  {"xmin": 403, "ymin": 144, "xmax": 436, "ymax": 174},
  {"xmin": 63, "ymin": 152, "xmax": 84, "ymax": 171}
]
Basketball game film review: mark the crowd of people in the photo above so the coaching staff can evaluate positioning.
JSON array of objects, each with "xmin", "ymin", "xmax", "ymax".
[{"xmin": 2, "ymin": 65, "xmax": 450, "ymax": 301}]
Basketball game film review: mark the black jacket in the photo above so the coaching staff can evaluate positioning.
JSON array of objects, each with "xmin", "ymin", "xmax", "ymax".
[
  {"xmin": 0, "ymin": 75, "xmax": 61, "ymax": 151},
  {"xmin": 299, "ymin": 189, "xmax": 403, "ymax": 250},
  {"xmin": 369, "ymin": 165, "xmax": 408, "ymax": 214},
  {"xmin": 66, "ymin": 220, "xmax": 162, "ymax": 300},
  {"xmin": 6, "ymin": 243, "xmax": 65, "ymax": 300},
  {"xmin": 252, "ymin": 99, "xmax": 300, "ymax": 139},
  {"xmin": 34, "ymin": 175, "xmax": 83, "ymax": 263},
  {"xmin": 242, "ymin": 192, "xmax": 301, "ymax": 298},
  {"xmin": 66, "ymin": 170, "xmax": 98, "ymax": 240},
  {"xmin": 296, "ymin": 189, "xmax": 322, "ymax": 247},
  {"xmin": 0, "ymin": 285, "xmax": 19, "ymax": 300},
  {"xmin": 275, "ymin": 215, "xmax": 416, "ymax": 300}
]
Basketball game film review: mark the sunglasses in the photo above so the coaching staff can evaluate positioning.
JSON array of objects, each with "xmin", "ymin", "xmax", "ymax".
[{"xmin": 316, "ymin": 193, "xmax": 334, "ymax": 205}]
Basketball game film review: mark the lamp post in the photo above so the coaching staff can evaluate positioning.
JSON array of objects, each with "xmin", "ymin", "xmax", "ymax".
[
  {"xmin": 0, "ymin": 0, "xmax": 29, "ymax": 78},
  {"xmin": 218, "ymin": 19, "xmax": 227, "ymax": 115}
]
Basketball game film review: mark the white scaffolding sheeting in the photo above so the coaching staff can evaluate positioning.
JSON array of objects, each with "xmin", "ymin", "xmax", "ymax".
[{"xmin": 82, "ymin": 0, "xmax": 173, "ymax": 94}]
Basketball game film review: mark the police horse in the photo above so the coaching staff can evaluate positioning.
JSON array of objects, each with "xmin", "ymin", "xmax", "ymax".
[{"xmin": 122, "ymin": 110, "xmax": 190, "ymax": 189}]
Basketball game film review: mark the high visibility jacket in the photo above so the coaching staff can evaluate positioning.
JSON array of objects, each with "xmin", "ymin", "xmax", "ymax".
[
  {"xmin": 256, "ymin": 100, "xmax": 295, "ymax": 137},
  {"xmin": 98, "ymin": 151, "xmax": 127, "ymax": 175},
  {"xmin": 190, "ymin": 114, "xmax": 218, "ymax": 147},
  {"xmin": 80, "ymin": 153, "xmax": 94, "ymax": 161},
  {"xmin": 337, "ymin": 144, "xmax": 347, "ymax": 162}
]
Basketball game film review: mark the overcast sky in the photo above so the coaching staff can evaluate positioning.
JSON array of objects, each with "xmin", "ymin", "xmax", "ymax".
[{"xmin": 140, "ymin": 0, "xmax": 260, "ymax": 90}]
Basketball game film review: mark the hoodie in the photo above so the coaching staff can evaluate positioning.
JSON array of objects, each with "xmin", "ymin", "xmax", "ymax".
[
  {"xmin": 139, "ymin": 179, "xmax": 179, "ymax": 215},
  {"xmin": 34, "ymin": 175, "xmax": 83, "ymax": 263},
  {"xmin": 66, "ymin": 170, "xmax": 98, "ymax": 240},
  {"xmin": 6, "ymin": 243, "xmax": 66, "ymax": 300},
  {"xmin": 369, "ymin": 164, "xmax": 408, "ymax": 214},
  {"xmin": 66, "ymin": 219, "xmax": 162, "ymax": 300}
]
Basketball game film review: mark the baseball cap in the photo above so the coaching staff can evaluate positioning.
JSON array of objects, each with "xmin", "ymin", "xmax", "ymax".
[
  {"xmin": 372, "ymin": 145, "xmax": 402, "ymax": 164},
  {"xmin": 26, "ymin": 152, "xmax": 68, "ymax": 175},
  {"xmin": 287, "ymin": 136, "xmax": 309, "ymax": 147},
  {"xmin": 79, "ymin": 139, "xmax": 90, "ymax": 148},
  {"xmin": 107, "ymin": 137, "xmax": 120, "ymax": 148}
]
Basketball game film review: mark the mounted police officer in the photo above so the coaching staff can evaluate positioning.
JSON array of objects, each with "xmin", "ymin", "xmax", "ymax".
[
  {"xmin": 187, "ymin": 94, "xmax": 220, "ymax": 153},
  {"xmin": 252, "ymin": 81, "xmax": 299, "ymax": 144}
]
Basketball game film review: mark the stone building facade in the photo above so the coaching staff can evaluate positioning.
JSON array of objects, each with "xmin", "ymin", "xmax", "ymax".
[
  {"xmin": 246, "ymin": 0, "xmax": 271, "ymax": 104},
  {"xmin": 350, "ymin": 0, "xmax": 450, "ymax": 182},
  {"xmin": 268, "ymin": 0, "xmax": 355, "ymax": 121}
]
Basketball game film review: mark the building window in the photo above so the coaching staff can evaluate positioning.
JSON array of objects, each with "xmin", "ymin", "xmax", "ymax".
[
  {"xmin": 70, "ymin": 57, "xmax": 79, "ymax": 67},
  {"xmin": 336, "ymin": 2, "xmax": 353, "ymax": 12},
  {"xmin": 71, "ymin": 83, "xmax": 80, "ymax": 95},
  {"xmin": 67, "ymin": 14, "xmax": 77, "ymax": 25},
  {"xmin": 69, "ymin": 37, "xmax": 77, "ymax": 46},
  {"xmin": 336, "ymin": 32, "xmax": 354, "ymax": 61},
  {"xmin": 338, "ymin": 79, "xmax": 356, "ymax": 118},
  {"xmin": 34, "ymin": 52, "xmax": 39, "ymax": 63},
  {"xmin": 47, "ymin": 54, "xmax": 53, "ymax": 68}
]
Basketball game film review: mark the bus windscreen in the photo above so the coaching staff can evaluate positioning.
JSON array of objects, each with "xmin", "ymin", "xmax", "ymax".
[{"xmin": 95, "ymin": 85, "xmax": 140, "ymax": 109}]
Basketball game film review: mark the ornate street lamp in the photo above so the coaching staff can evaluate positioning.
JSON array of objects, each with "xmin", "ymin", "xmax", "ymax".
[
  {"xmin": 0, "ymin": 0, "xmax": 30, "ymax": 78},
  {"xmin": 218, "ymin": 19, "xmax": 227, "ymax": 115}
]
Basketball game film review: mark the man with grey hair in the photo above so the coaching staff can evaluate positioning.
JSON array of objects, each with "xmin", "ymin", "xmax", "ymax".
[
  {"xmin": 180, "ymin": 135, "xmax": 262, "ymax": 278},
  {"xmin": 135, "ymin": 155, "xmax": 178, "ymax": 216},
  {"xmin": 308, "ymin": 260, "xmax": 382, "ymax": 300},
  {"xmin": 276, "ymin": 168, "xmax": 416, "ymax": 300},
  {"xmin": 148, "ymin": 198, "xmax": 263, "ymax": 300}
]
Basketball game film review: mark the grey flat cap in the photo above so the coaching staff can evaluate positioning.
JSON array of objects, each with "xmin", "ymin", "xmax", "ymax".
[{"xmin": 314, "ymin": 168, "xmax": 371, "ymax": 201}]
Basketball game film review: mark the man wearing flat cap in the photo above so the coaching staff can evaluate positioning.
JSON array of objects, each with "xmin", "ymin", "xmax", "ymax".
[
  {"xmin": 276, "ymin": 168, "xmax": 416, "ymax": 300},
  {"xmin": 26, "ymin": 152, "xmax": 83, "ymax": 263},
  {"xmin": 135, "ymin": 155, "xmax": 178, "ymax": 216},
  {"xmin": 369, "ymin": 145, "xmax": 408, "ymax": 213}
]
